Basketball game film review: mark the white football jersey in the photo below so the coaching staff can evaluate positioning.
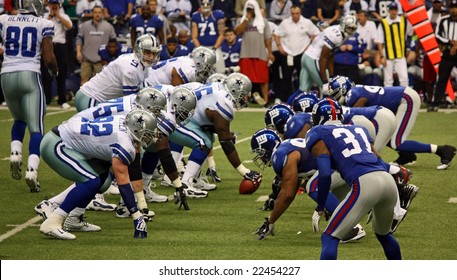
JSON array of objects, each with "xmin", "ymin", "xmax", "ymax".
[
  {"xmin": 0, "ymin": 14, "xmax": 54, "ymax": 74},
  {"xmin": 304, "ymin": 25, "xmax": 346, "ymax": 60},
  {"xmin": 192, "ymin": 83, "xmax": 235, "ymax": 126},
  {"xmin": 80, "ymin": 53, "xmax": 148, "ymax": 102},
  {"xmin": 59, "ymin": 115, "xmax": 136, "ymax": 165},
  {"xmin": 144, "ymin": 56, "xmax": 197, "ymax": 86},
  {"xmin": 75, "ymin": 95, "xmax": 137, "ymax": 120}
]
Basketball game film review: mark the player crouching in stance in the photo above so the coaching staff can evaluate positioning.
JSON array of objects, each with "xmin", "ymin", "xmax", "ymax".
[
  {"xmin": 306, "ymin": 99, "xmax": 401, "ymax": 259},
  {"xmin": 39, "ymin": 109, "xmax": 159, "ymax": 240}
]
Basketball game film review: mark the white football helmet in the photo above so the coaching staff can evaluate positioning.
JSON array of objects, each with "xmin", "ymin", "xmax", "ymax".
[
  {"xmin": 169, "ymin": 87, "xmax": 197, "ymax": 126},
  {"xmin": 191, "ymin": 46, "xmax": 216, "ymax": 81},
  {"xmin": 340, "ymin": 15, "xmax": 357, "ymax": 37},
  {"xmin": 124, "ymin": 108, "xmax": 160, "ymax": 148},
  {"xmin": 135, "ymin": 34, "xmax": 160, "ymax": 67},
  {"xmin": 14, "ymin": 0, "xmax": 45, "ymax": 16},
  {"xmin": 135, "ymin": 87, "xmax": 167, "ymax": 116},
  {"xmin": 206, "ymin": 73, "xmax": 227, "ymax": 84},
  {"xmin": 224, "ymin": 73, "xmax": 252, "ymax": 110}
]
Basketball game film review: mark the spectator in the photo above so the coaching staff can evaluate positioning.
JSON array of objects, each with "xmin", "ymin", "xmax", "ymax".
[
  {"xmin": 317, "ymin": 0, "xmax": 341, "ymax": 26},
  {"xmin": 293, "ymin": 0, "xmax": 318, "ymax": 22},
  {"xmin": 273, "ymin": 4, "xmax": 319, "ymax": 101},
  {"xmin": 98, "ymin": 38, "xmax": 133, "ymax": 65},
  {"xmin": 369, "ymin": 0, "xmax": 403, "ymax": 21},
  {"xmin": 76, "ymin": 0, "xmax": 103, "ymax": 19},
  {"xmin": 334, "ymin": 32, "xmax": 367, "ymax": 83},
  {"xmin": 427, "ymin": 0, "xmax": 445, "ymax": 30},
  {"xmin": 235, "ymin": 0, "xmax": 266, "ymax": 18},
  {"xmin": 76, "ymin": 5, "xmax": 116, "ymax": 85},
  {"xmin": 214, "ymin": 0, "xmax": 235, "ymax": 27},
  {"xmin": 178, "ymin": 29, "xmax": 195, "ymax": 52},
  {"xmin": 149, "ymin": 0, "xmax": 169, "ymax": 43},
  {"xmin": 235, "ymin": 0, "xmax": 274, "ymax": 105},
  {"xmin": 220, "ymin": 27, "xmax": 242, "ymax": 74},
  {"xmin": 103, "ymin": 0, "xmax": 134, "ymax": 36},
  {"xmin": 165, "ymin": 0, "xmax": 192, "ymax": 34},
  {"xmin": 41, "ymin": 0, "xmax": 73, "ymax": 109},
  {"xmin": 375, "ymin": 2, "xmax": 413, "ymax": 87},
  {"xmin": 130, "ymin": 3, "xmax": 164, "ymax": 46},
  {"xmin": 343, "ymin": 0, "xmax": 369, "ymax": 16},
  {"xmin": 191, "ymin": 0, "xmax": 226, "ymax": 73},
  {"xmin": 269, "ymin": 0, "xmax": 293, "ymax": 24},
  {"xmin": 159, "ymin": 36, "xmax": 190, "ymax": 60}
]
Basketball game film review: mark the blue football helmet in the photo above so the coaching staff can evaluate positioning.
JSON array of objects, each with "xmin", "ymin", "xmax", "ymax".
[
  {"xmin": 292, "ymin": 93, "xmax": 319, "ymax": 113},
  {"xmin": 284, "ymin": 112, "xmax": 313, "ymax": 139},
  {"xmin": 312, "ymin": 98, "xmax": 344, "ymax": 125},
  {"xmin": 328, "ymin": 75, "xmax": 354, "ymax": 104},
  {"xmin": 264, "ymin": 104, "xmax": 295, "ymax": 134},
  {"xmin": 250, "ymin": 128, "xmax": 282, "ymax": 170}
]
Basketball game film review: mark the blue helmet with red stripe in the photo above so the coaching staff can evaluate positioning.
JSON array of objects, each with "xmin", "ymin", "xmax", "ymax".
[{"xmin": 311, "ymin": 98, "xmax": 344, "ymax": 125}]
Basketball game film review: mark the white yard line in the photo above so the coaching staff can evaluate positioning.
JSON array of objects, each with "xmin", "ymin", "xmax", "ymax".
[{"xmin": 0, "ymin": 216, "xmax": 41, "ymax": 242}]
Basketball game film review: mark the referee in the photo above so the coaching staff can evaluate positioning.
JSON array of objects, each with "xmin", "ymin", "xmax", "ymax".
[{"xmin": 430, "ymin": 0, "xmax": 457, "ymax": 111}]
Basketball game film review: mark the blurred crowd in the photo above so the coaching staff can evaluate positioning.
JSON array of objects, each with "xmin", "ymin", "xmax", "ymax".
[{"xmin": 0, "ymin": 0, "xmax": 455, "ymax": 109}]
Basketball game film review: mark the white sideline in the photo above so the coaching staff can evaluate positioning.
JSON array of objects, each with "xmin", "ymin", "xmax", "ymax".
[{"xmin": 0, "ymin": 216, "xmax": 41, "ymax": 242}]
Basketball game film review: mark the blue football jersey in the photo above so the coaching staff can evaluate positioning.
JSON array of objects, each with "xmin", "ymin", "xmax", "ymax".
[
  {"xmin": 346, "ymin": 85, "xmax": 405, "ymax": 112},
  {"xmin": 98, "ymin": 43, "xmax": 133, "ymax": 63},
  {"xmin": 271, "ymin": 138, "xmax": 317, "ymax": 178},
  {"xmin": 220, "ymin": 37, "xmax": 241, "ymax": 68},
  {"xmin": 191, "ymin": 9, "xmax": 225, "ymax": 46},
  {"xmin": 159, "ymin": 44, "xmax": 190, "ymax": 60},
  {"xmin": 129, "ymin": 14, "xmax": 164, "ymax": 38},
  {"xmin": 305, "ymin": 124, "xmax": 384, "ymax": 184}
]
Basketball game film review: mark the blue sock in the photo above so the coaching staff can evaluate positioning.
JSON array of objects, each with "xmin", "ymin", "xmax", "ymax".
[
  {"xmin": 29, "ymin": 132, "xmax": 43, "ymax": 156},
  {"xmin": 170, "ymin": 142, "xmax": 184, "ymax": 153},
  {"xmin": 397, "ymin": 140, "xmax": 431, "ymax": 153},
  {"xmin": 60, "ymin": 178, "xmax": 101, "ymax": 213},
  {"xmin": 308, "ymin": 191, "xmax": 340, "ymax": 213},
  {"xmin": 11, "ymin": 120, "xmax": 26, "ymax": 142},
  {"xmin": 188, "ymin": 148, "xmax": 208, "ymax": 165},
  {"xmin": 376, "ymin": 233, "xmax": 402, "ymax": 260},
  {"xmin": 142, "ymin": 151, "xmax": 159, "ymax": 174},
  {"xmin": 320, "ymin": 233, "xmax": 339, "ymax": 260}
]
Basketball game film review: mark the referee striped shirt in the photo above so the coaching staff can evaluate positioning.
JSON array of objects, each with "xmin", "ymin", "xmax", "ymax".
[{"xmin": 435, "ymin": 15, "xmax": 457, "ymax": 47}]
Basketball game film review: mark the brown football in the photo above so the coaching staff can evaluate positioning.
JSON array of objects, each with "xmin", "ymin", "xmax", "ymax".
[{"xmin": 239, "ymin": 178, "xmax": 260, "ymax": 194}]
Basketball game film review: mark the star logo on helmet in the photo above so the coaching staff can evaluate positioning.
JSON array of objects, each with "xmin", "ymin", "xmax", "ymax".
[
  {"xmin": 235, "ymin": 79, "xmax": 243, "ymax": 86},
  {"xmin": 149, "ymin": 93, "xmax": 157, "ymax": 100},
  {"xmin": 135, "ymin": 115, "xmax": 145, "ymax": 125},
  {"xmin": 179, "ymin": 94, "xmax": 187, "ymax": 102}
]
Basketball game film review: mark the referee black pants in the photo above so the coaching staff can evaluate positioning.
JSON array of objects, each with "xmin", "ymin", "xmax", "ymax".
[
  {"xmin": 433, "ymin": 51, "xmax": 457, "ymax": 106},
  {"xmin": 41, "ymin": 43, "xmax": 68, "ymax": 105}
]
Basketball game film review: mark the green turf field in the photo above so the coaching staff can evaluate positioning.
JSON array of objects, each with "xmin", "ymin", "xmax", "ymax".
[{"xmin": 0, "ymin": 107, "xmax": 456, "ymax": 260}]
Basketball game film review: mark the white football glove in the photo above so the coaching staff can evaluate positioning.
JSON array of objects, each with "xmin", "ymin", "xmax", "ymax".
[{"xmin": 312, "ymin": 210, "xmax": 321, "ymax": 233}]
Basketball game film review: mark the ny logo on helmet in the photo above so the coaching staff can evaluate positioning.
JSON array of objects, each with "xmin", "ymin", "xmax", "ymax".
[{"xmin": 256, "ymin": 134, "xmax": 268, "ymax": 145}]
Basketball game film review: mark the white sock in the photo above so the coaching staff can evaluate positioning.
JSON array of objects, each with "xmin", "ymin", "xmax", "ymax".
[
  {"xmin": 182, "ymin": 161, "xmax": 202, "ymax": 183},
  {"xmin": 69, "ymin": 207, "xmax": 85, "ymax": 217},
  {"xmin": 431, "ymin": 144, "xmax": 438, "ymax": 154},
  {"xmin": 11, "ymin": 140, "xmax": 22, "ymax": 155},
  {"xmin": 27, "ymin": 154, "xmax": 40, "ymax": 171},
  {"xmin": 48, "ymin": 183, "xmax": 77, "ymax": 205},
  {"xmin": 142, "ymin": 172, "xmax": 153, "ymax": 190},
  {"xmin": 207, "ymin": 155, "xmax": 216, "ymax": 169},
  {"xmin": 171, "ymin": 150, "xmax": 182, "ymax": 165}
]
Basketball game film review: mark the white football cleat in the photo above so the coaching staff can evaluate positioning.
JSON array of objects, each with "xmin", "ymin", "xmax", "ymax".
[
  {"xmin": 184, "ymin": 185, "xmax": 208, "ymax": 198},
  {"xmin": 86, "ymin": 194, "xmax": 116, "ymax": 211},
  {"xmin": 10, "ymin": 152, "xmax": 22, "ymax": 180},
  {"xmin": 105, "ymin": 180, "xmax": 120, "ymax": 195},
  {"xmin": 40, "ymin": 220, "xmax": 76, "ymax": 240},
  {"xmin": 340, "ymin": 224, "xmax": 366, "ymax": 243},
  {"xmin": 63, "ymin": 215, "xmax": 101, "ymax": 232},
  {"xmin": 144, "ymin": 181, "xmax": 168, "ymax": 203},
  {"xmin": 25, "ymin": 168, "xmax": 41, "ymax": 192},
  {"xmin": 34, "ymin": 199, "xmax": 59, "ymax": 220},
  {"xmin": 193, "ymin": 176, "xmax": 217, "ymax": 191}
]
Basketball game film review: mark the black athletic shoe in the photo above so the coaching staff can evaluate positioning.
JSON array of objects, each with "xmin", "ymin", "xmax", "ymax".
[
  {"xmin": 206, "ymin": 167, "xmax": 222, "ymax": 183},
  {"xmin": 393, "ymin": 151, "xmax": 417, "ymax": 166},
  {"xmin": 436, "ymin": 145, "xmax": 456, "ymax": 170},
  {"xmin": 399, "ymin": 184, "xmax": 419, "ymax": 210}
]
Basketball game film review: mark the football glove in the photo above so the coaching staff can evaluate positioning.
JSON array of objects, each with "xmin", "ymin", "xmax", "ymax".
[
  {"xmin": 244, "ymin": 170, "xmax": 262, "ymax": 184},
  {"xmin": 140, "ymin": 208, "xmax": 154, "ymax": 222},
  {"xmin": 133, "ymin": 215, "xmax": 147, "ymax": 238},
  {"xmin": 255, "ymin": 217, "xmax": 275, "ymax": 240},
  {"xmin": 175, "ymin": 185, "xmax": 190, "ymax": 210},
  {"xmin": 392, "ymin": 165, "xmax": 412, "ymax": 186},
  {"xmin": 231, "ymin": 132, "xmax": 237, "ymax": 144},
  {"xmin": 312, "ymin": 206, "xmax": 331, "ymax": 233}
]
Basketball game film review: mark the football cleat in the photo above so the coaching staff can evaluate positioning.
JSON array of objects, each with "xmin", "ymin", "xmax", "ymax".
[
  {"xmin": 86, "ymin": 194, "xmax": 116, "ymax": 211},
  {"xmin": 152, "ymin": 164, "xmax": 164, "ymax": 180},
  {"xmin": 40, "ymin": 220, "xmax": 76, "ymax": 240},
  {"xmin": 105, "ymin": 180, "xmax": 120, "ymax": 195},
  {"xmin": 399, "ymin": 184, "xmax": 419, "ymax": 210},
  {"xmin": 436, "ymin": 145, "xmax": 456, "ymax": 170},
  {"xmin": 193, "ymin": 176, "xmax": 217, "ymax": 191},
  {"xmin": 144, "ymin": 181, "xmax": 168, "ymax": 203},
  {"xmin": 63, "ymin": 215, "xmax": 101, "ymax": 232},
  {"xmin": 116, "ymin": 203, "xmax": 155, "ymax": 219},
  {"xmin": 160, "ymin": 174, "xmax": 174, "ymax": 187},
  {"xmin": 10, "ymin": 152, "xmax": 22, "ymax": 180},
  {"xmin": 34, "ymin": 199, "xmax": 59, "ymax": 220},
  {"xmin": 184, "ymin": 185, "xmax": 208, "ymax": 198},
  {"xmin": 392, "ymin": 151, "xmax": 417, "ymax": 166},
  {"xmin": 206, "ymin": 167, "xmax": 221, "ymax": 183},
  {"xmin": 340, "ymin": 224, "xmax": 366, "ymax": 243},
  {"xmin": 391, "ymin": 208, "xmax": 408, "ymax": 233},
  {"xmin": 25, "ymin": 168, "xmax": 41, "ymax": 192}
]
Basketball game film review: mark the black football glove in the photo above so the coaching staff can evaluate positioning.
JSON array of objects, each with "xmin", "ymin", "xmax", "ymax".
[
  {"xmin": 175, "ymin": 185, "xmax": 190, "ymax": 210},
  {"xmin": 255, "ymin": 217, "xmax": 275, "ymax": 240},
  {"xmin": 244, "ymin": 170, "xmax": 262, "ymax": 184}
]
